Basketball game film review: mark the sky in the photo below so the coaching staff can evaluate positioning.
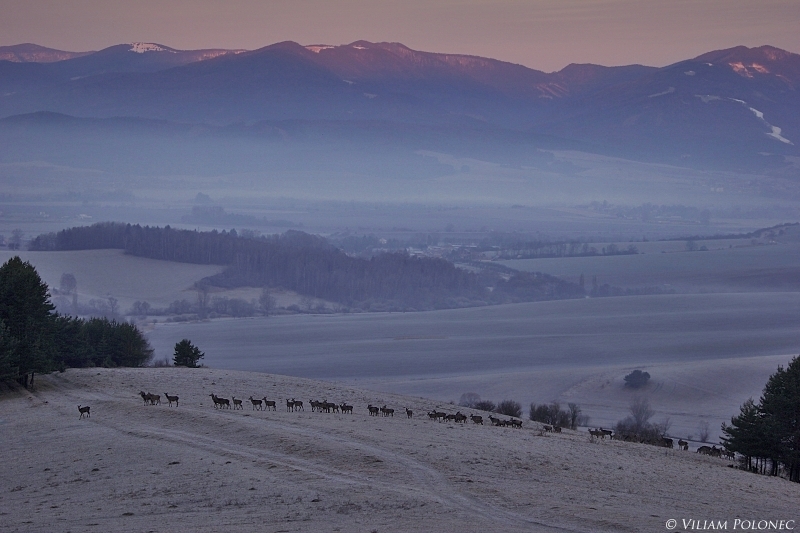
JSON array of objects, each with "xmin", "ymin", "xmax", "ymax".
[{"xmin": 1, "ymin": 0, "xmax": 799, "ymax": 72}]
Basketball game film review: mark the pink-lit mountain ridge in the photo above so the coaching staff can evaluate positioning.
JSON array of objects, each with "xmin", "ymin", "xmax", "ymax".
[{"xmin": 0, "ymin": 41, "xmax": 798, "ymax": 173}]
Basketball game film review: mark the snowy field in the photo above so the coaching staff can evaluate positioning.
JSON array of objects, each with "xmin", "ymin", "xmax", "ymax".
[
  {"xmin": 1, "ymin": 367, "xmax": 797, "ymax": 533},
  {"xmin": 146, "ymin": 293, "xmax": 800, "ymax": 441}
]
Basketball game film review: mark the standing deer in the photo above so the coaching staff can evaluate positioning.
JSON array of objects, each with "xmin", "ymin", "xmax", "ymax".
[
  {"xmin": 78, "ymin": 405, "xmax": 90, "ymax": 419},
  {"xmin": 164, "ymin": 393, "xmax": 179, "ymax": 407},
  {"xmin": 263, "ymin": 398, "xmax": 276, "ymax": 411},
  {"xmin": 232, "ymin": 397, "xmax": 243, "ymax": 410},
  {"xmin": 210, "ymin": 394, "xmax": 230, "ymax": 409},
  {"xmin": 405, "ymin": 407, "xmax": 413, "ymax": 419},
  {"xmin": 248, "ymin": 396, "xmax": 263, "ymax": 410}
]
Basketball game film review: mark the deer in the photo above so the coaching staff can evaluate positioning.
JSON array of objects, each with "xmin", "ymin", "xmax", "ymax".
[
  {"xmin": 600, "ymin": 428, "xmax": 614, "ymax": 439},
  {"xmin": 367, "ymin": 404, "xmax": 380, "ymax": 416},
  {"xmin": 380, "ymin": 405, "xmax": 394, "ymax": 417},
  {"xmin": 263, "ymin": 398, "xmax": 277, "ymax": 411},
  {"xmin": 248, "ymin": 396, "xmax": 263, "ymax": 410},
  {"xmin": 405, "ymin": 407, "xmax": 413, "ymax": 419},
  {"xmin": 553, "ymin": 426, "xmax": 562, "ymax": 433},
  {"xmin": 139, "ymin": 391, "xmax": 150, "ymax": 405},
  {"xmin": 292, "ymin": 399, "xmax": 304, "ymax": 411},
  {"xmin": 509, "ymin": 419, "xmax": 522, "ymax": 428},
  {"xmin": 662, "ymin": 437, "xmax": 674, "ymax": 448},
  {"xmin": 210, "ymin": 394, "xmax": 230, "ymax": 409},
  {"xmin": 678, "ymin": 439, "xmax": 689, "ymax": 450},
  {"xmin": 78, "ymin": 405, "xmax": 90, "ymax": 419},
  {"xmin": 164, "ymin": 393, "xmax": 179, "ymax": 407},
  {"xmin": 470, "ymin": 414, "xmax": 483, "ymax": 425},
  {"xmin": 340, "ymin": 403, "xmax": 353, "ymax": 414},
  {"xmin": 454, "ymin": 412, "xmax": 468, "ymax": 423},
  {"xmin": 543, "ymin": 425, "xmax": 553, "ymax": 432},
  {"xmin": 589, "ymin": 428, "xmax": 605, "ymax": 439},
  {"xmin": 722, "ymin": 449, "xmax": 735, "ymax": 460},
  {"xmin": 232, "ymin": 397, "xmax": 243, "ymax": 410},
  {"xmin": 488, "ymin": 415, "xmax": 503, "ymax": 426},
  {"xmin": 427, "ymin": 410, "xmax": 446, "ymax": 421},
  {"xmin": 286, "ymin": 398, "xmax": 295, "ymax": 412}
]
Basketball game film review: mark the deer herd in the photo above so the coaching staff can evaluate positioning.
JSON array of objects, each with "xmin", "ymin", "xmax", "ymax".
[{"xmin": 77, "ymin": 389, "xmax": 736, "ymax": 460}]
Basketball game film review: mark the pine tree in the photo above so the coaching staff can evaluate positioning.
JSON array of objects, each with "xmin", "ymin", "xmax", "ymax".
[
  {"xmin": 721, "ymin": 398, "xmax": 764, "ymax": 473},
  {"xmin": 0, "ymin": 257, "xmax": 57, "ymax": 380},
  {"xmin": 759, "ymin": 356, "xmax": 800, "ymax": 481},
  {"xmin": 173, "ymin": 339, "xmax": 204, "ymax": 368}
]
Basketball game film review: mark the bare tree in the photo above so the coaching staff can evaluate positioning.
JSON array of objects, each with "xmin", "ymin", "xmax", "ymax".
[
  {"xmin": 60, "ymin": 273, "xmax": 77, "ymax": 295},
  {"xmin": 195, "ymin": 283, "xmax": 211, "ymax": 318},
  {"xmin": 568, "ymin": 402, "xmax": 582, "ymax": 429},
  {"xmin": 698, "ymin": 420, "xmax": 710, "ymax": 443},
  {"xmin": 459, "ymin": 392, "xmax": 481, "ymax": 408},
  {"xmin": 300, "ymin": 296, "xmax": 314, "ymax": 312},
  {"xmin": 654, "ymin": 417, "xmax": 672, "ymax": 436},
  {"xmin": 107, "ymin": 297, "xmax": 119, "ymax": 318},
  {"xmin": 630, "ymin": 397, "xmax": 654, "ymax": 429},
  {"xmin": 9, "ymin": 229, "xmax": 24, "ymax": 250},
  {"xmin": 259, "ymin": 288, "xmax": 277, "ymax": 316}
]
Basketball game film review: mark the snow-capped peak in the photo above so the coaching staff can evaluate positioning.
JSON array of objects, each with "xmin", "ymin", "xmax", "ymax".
[
  {"xmin": 129, "ymin": 43, "xmax": 173, "ymax": 54},
  {"xmin": 728, "ymin": 61, "xmax": 770, "ymax": 78},
  {"xmin": 305, "ymin": 45, "xmax": 334, "ymax": 54}
]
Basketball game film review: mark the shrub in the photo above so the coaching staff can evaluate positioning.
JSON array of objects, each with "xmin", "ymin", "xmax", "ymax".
[
  {"xmin": 474, "ymin": 400, "xmax": 496, "ymax": 412},
  {"xmin": 496, "ymin": 399, "xmax": 522, "ymax": 418},
  {"xmin": 529, "ymin": 402, "xmax": 573, "ymax": 428},
  {"xmin": 624, "ymin": 369, "xmax": 651, "ymax": 389}
]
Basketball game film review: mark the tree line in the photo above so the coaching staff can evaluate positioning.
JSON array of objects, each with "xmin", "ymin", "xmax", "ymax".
[
  {"xmin": 722, "ymin": 356, "xmax": 800, "ymax": 482},
  {"xmin": 0, "ymin": 257, "xmax": 153, "ymax": 385},
  {"xmin": 30, "ymin": 223, "xmax": 586, "ymax": 311}
]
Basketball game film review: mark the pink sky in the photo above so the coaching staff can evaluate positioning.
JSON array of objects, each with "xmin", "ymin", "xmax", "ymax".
[{"xmin": 2, "ymin": 0, "xmax": 798, "ymax": 72}]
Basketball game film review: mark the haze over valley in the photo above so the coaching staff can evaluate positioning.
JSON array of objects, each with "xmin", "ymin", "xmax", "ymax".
[{"xmin": 2, "ymin": 23, "xmax": 800, "ymax": 530}]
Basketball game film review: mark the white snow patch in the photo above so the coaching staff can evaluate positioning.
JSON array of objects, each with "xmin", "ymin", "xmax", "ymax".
[
  {"xmin": 129, "ymin": 43, "xmax": 173, "ymax": 54},
  {"xmin": 684, "ymin": 70, "xmax": 695, "ymax": 76},
  {"xmin": 352, "ymin": 45, "xmax": 367, "ymax": 50},
  {"xmin": 705, "ymin": 63, "xmax": 713, "ymax": 66},
  {"xmin": 305, "ymin": 45, "xmax": 334, "ymax": 53},
  {"xmin": 768, "ymin": 125, "xmax": 792, "ymax": 144},
  {"xmin": 648, "ymin": 87, "xmax": 675, "ymax": 98},
  {"xmin": 363, "ymin": 93, "xmax": 377, "ymax": 99},
  {"xmin": 728, "ymin": 98, "xmax": 746, "ymax": 104},
  {"xmin": 729, "ymin": 62, "xmax": 753, "ymax": 77},
  {"xmin": 728, "ymin": 62, "xmax": 770, "ymax": 78},
  {"xmin": 695, "ymin": 95, "xmax": 721, "ymax": 103},
  {"xmin": 342, "ymin": 79, "xmax": 354, "ymax": 85},
  {"xmin": 747, "ymin": 107, "xmax": 793, "ymax": 144}
]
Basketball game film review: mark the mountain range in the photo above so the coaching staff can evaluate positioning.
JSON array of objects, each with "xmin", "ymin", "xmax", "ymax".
[{"xmin": 0, "ymin": 40, "xmax": 798, "ymax": 175}]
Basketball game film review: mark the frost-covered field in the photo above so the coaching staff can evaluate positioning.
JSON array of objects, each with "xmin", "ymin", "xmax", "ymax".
[
  {"xmin": 499, "ymin": 241, "xmax": 800, "ymax": 292},
  {"xmin": 146, "ymin": 293, "xmax": 800, "ymax": 441},
  {"xmin": 0, "ymin": 249, "xmax": 223, "ymax": 310},
  {"xmin": 2, "ymin": 367, "xmax": 797, "ymax": 533}
]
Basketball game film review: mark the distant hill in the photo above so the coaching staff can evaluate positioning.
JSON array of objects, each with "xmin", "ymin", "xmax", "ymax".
[
  {"xmin": 0, "ymin": 41, "xmax": 797, "ymax": 174},
  {"xmin": 0, "ymin": 43, "xmax": 92, "ymax": 62}
]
